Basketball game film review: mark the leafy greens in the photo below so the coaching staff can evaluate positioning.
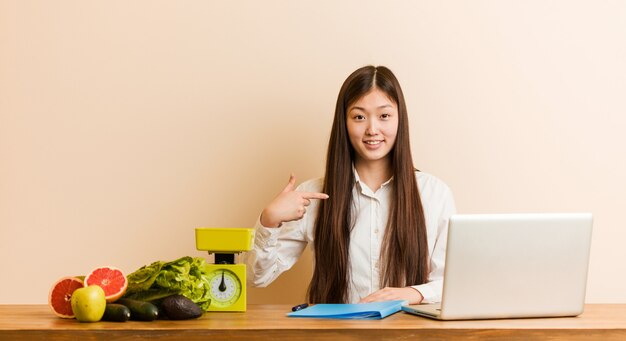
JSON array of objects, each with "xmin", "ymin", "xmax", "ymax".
[{"xmin": 123, "ymin": 256, "xmax": 213, "ymax": 311}]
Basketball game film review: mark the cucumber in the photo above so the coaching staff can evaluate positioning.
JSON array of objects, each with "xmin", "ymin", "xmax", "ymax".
[
  {"xmin": 102, "ymin": 303, "xmax": 131, "ymax": 322},
  {"xmin": 116, "ymin": 298, "xmax": 159, "ymax": 321}
]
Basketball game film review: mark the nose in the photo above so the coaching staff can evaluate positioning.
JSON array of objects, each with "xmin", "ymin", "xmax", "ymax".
[{"xmin": 365, "ymin": 120, "xmax": 378, "ymax": 136}]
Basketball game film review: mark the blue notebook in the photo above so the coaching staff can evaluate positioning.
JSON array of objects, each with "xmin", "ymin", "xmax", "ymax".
[{"xmin": 287, "ymin": 300, "xmax": 407, "ymax": 320}]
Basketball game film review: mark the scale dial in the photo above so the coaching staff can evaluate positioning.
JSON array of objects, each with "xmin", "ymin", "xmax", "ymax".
[{"xmin": 207, "ymin": 268, "xmax": 242, "ymax": 308}]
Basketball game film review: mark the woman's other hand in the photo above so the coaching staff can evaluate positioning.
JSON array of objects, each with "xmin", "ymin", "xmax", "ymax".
[
  {"xmin": 260, "ymin": 174, "xmax": 329, "ymax": 228},
  {"xmin": 359, "ymin": 287, "xmax": 424, "ymax": 305}
]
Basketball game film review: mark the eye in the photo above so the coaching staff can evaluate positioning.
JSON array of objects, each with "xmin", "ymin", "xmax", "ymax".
[
  {"xmin": 353, "ymin": 114, "xmax": 365, "ymax": 121},
  {"xmin": 380, "ymin": 113, "xmax": 391, "ymax": 119}
]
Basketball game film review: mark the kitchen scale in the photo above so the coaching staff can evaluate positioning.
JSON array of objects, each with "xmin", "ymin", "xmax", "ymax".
[{"xmin": 195, "ymin": 227, "xmax": 254, "ymax": 312}]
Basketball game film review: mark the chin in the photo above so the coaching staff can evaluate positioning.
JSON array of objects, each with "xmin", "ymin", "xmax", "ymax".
[{"xmin": 360, "ymin": 153, "xmax": 390, "ymax": 163}]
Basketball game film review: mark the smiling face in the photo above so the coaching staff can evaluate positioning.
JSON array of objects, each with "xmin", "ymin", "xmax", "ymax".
[{"xmin": 346, "ymin": 87, "xmax": 399, "ymax": 169}]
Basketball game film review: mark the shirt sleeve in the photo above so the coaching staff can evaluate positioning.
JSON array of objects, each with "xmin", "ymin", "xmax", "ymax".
[
  {"xmin": 243, "ymin": 208, "xmax": 310, "ymax": 288},
  {"xmin": 411, "ymin": 184, "xmax": 456, "ymax": 303}
]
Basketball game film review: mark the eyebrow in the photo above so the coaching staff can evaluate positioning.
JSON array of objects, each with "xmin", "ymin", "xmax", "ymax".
[{"xmin": 350, "ymin": 104, "xmax": 393, "ymax": 111}]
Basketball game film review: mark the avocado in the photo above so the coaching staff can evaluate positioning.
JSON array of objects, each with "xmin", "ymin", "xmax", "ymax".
[{"xmin": 160, "ymin": 294, "xmax": 204, "ymax": 320}]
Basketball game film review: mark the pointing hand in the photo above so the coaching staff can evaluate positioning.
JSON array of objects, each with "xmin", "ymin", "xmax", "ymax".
[{"xmin": 260, "ymin": 174, "xmax": 329, "ymax": 228}]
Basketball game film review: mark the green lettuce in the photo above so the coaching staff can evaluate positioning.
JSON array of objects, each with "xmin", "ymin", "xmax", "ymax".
[{"xmin": 124, "ymin": 256, "xmax": 212, "ymax": 311}]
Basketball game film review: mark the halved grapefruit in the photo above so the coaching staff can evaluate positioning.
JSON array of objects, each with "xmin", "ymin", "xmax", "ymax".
[
  {"xmin": 84, "ymin": 266, "xmax": 128, "ymax": 303},
  {"xmin": 48, "ymin": 276, "xmax": 85, "ymax": 318}
]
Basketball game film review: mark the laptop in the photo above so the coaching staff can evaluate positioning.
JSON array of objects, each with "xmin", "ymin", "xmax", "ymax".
[{"xmin": 402, "ymin": 213, "xmax": 593, "ymax": 320}]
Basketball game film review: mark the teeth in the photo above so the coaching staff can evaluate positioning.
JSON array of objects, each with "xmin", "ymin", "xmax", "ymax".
[{"xmin": 365, "ymin": 141, "xmax": 382, "ymax": 145}]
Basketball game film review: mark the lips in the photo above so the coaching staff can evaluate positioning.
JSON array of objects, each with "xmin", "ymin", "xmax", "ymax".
[{"xmin": 363, "ymin": 140, "xmax": 384, "ymax": 151}]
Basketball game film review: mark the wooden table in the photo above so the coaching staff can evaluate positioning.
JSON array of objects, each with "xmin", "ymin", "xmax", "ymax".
[{"xmin": 1, "ymin": 304, "xmax": 625, "ymax": 340}]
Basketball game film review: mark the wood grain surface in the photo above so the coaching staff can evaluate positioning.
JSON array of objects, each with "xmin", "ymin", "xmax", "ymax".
[{"xmin": 1, "ymin": 304, "xmax": 625, "ymax": 340}]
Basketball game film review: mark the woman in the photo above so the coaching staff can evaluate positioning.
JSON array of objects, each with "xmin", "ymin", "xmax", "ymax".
[{"xmin": 246, "ymin": 65, "xmax": 456, "ymax": 304}]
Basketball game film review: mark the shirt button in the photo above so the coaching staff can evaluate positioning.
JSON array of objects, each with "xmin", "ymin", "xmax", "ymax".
[{"xmin": 374, "ymin": 229, "xmax": 379, "ymax": 234}]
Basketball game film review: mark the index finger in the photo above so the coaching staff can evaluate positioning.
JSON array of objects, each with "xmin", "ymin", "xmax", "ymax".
[{"xmin": 300, "ymin": 192, "xmax": 329, "ymax": 200}]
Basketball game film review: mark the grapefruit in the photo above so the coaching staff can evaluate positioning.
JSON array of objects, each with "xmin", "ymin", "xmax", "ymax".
[
  {"xmin": 84, "ymin": 266, "xmax": 128, "ymax": 303},
  {"xmin": 48, "ymin": 276, "xmax": 85, "ymax": 318}
]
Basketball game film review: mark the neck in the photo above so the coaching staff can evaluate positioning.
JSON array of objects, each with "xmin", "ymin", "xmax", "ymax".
[{"xmin": 354, "ymin": 158, "xmax": 392, "ymax": 192}]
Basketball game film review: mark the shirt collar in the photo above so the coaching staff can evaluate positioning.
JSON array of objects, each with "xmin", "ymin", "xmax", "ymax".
[{"xmin": 352, "ymin": 165, "xmax": 394, "ymax": 195}]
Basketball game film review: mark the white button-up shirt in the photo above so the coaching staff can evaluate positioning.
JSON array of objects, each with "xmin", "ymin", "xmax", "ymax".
[{"xmin": 246, "ymin": 171, "xmax": 456, "ymax": 303}]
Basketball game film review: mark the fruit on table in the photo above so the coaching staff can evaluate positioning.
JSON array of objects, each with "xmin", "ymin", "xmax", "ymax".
[
  {"xmin": 160, "ymin": 294, "xmax": 204, "ymax": 320},
  {"xmin": 102, "ymin": 303, "xmax": 131, "ymax": 322},
  {"xmin": 71, "ymin": 285, "xmax": 107, "ymax": 322},
  {"xmin": 116, "ymin": 298, "xmax": 159, "ymax": 321},
  {"xmin": 48, "ymin": 276, "xmax": 85, "ymax": 318},
  {"xmin": 84, "ymin": 266, "xmax": 128, "ymax": 303}
]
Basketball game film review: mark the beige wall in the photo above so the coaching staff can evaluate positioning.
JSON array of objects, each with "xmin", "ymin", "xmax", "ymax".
[{"xmin": 1, "ymin": 1, "xmax": 625, "ymax": 304}]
